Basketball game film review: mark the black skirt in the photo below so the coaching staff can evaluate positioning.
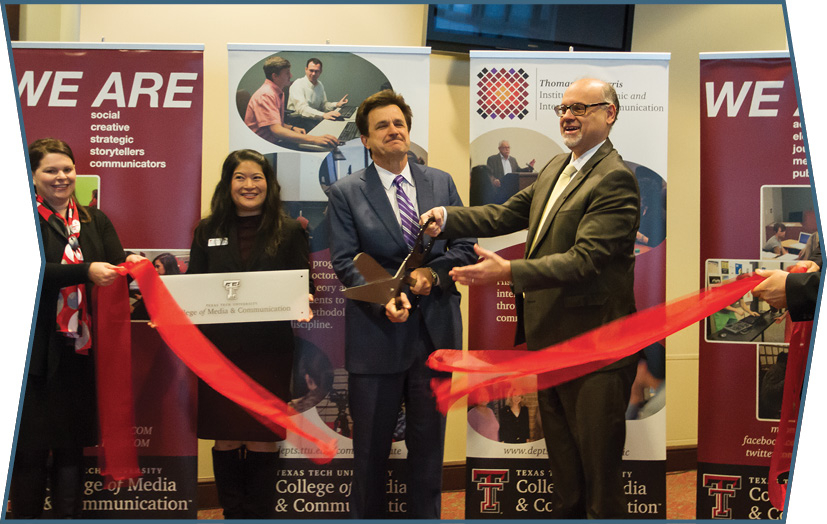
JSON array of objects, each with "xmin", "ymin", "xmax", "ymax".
[
  {"xmin": 196, "ymin": 321, "xmax": 294, "ymax": 441},
  {"xmin": 17, "ymin": 344, "xmax": 98, "ymax": 450}
]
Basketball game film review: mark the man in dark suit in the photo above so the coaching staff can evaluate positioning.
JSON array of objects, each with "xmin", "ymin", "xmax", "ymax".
[
  {"xmin": 487, "ymin": 140, "xmax": 535, "ymax": 181},
  {"xmin": 327, "ymin": 90, "xmax": 476, "ymax": 518},
  {"xmin": 485, "ymin": 140, "xmax": 535, "ymax": 203},
  {"xmin": 422, "ymin": 78, "xmax": 640, "ymax": 518}
]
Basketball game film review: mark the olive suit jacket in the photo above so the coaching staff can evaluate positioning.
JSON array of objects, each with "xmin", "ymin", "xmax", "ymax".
[{"xmin": 445, "ymin": 139, "xmax": 640, "ymax": 355}]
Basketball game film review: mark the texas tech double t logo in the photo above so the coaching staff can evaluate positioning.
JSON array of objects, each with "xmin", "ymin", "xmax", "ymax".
[
  {"xmin": 471, "ymin": 469, "xmax": 509, "ymax": 514},
  {"xmin": 702, "ymin": 474, "xmax": 742, "ymax": 519}
]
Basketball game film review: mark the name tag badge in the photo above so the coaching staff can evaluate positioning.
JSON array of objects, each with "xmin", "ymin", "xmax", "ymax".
[{"xmin": 208, "ymin": 237, "xmax": 229, "ymax": 247}]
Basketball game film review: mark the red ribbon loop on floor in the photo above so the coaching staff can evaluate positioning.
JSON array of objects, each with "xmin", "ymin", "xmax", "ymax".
[
  {"xmin": 427, "ymin": 273, "xmax": 766, "ymax": 414},
  {"xmin": 95, "ymin": 260, "xmax": 337, "ymax": 469}
]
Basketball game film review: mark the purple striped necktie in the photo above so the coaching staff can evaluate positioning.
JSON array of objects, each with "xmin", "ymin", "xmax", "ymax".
[{"xmin": 394, "ymin": 175, "xmax": 418, "ymax": 249}]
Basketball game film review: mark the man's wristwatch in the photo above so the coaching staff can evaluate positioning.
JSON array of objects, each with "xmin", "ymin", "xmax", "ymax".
[{"xmin": 428, "ymin": 267, "xmax": 439, "ymax": 286}]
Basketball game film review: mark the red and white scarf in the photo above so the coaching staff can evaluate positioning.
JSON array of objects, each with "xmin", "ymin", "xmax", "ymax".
[{"xmin": 36, "ymin": 195, "xmax": 91, "ymax": 354}]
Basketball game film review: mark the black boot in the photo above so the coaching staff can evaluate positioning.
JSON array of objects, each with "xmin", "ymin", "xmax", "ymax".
[
  {"xmin": 212, "ymin": 447, "xmax": 245, "ymax": 519},
  {"xmin": 49, "ymin": 448, "xmax": 84, "ymax": 518},
  {"xmin": 9, "ymin": 448, "xmax": 49, "ymax": 518},
  {"xmin": 241, "ymin": 450, "xmax": 279, "ymax": 518}
]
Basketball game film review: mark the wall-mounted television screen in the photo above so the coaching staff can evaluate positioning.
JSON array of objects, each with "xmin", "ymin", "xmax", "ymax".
[{"xmin": 426, "ymin": 4, "xmax": 635, "ymax": 53}]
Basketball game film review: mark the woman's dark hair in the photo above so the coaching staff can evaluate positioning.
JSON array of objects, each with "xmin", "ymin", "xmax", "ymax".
[
  {"xmin": 28, "ymin": 137, "xmax": 90, "ymax": 222},
  {"xmin": 201, "ymin": 149, "xmax": 285, "ymax": 255},
  {"xmin": 152, "ymin": 252, "xmax": 181, "ymax": 275}
]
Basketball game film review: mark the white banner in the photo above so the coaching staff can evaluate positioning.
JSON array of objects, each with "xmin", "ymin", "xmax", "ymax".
[
  {"xmin": 465, "ymin": 51, "xmax": 670, "ymax": 519},
  {"xmin": 227, "ymin": 44, "xmax": 430, "ymax": 518}
]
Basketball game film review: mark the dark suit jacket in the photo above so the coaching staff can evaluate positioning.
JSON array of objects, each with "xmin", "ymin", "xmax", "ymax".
[
  {"xmin": 787, "ymin": 271, "xmax": 821, "ymax": 322},
  {"xmin": 446, "ymin": 140, "xmax": 639, "ymax": 353},
  {"xmin": 487, "ymin": 154, "xmax": 531, "ymax": 180},
  {"xmin": 327, "ymin": 161, "xmax": 477, "ymax": 374}
]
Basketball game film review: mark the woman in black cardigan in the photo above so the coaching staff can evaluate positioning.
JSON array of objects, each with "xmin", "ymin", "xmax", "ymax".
[
  {"xmin": 10, "ymin": 138, "xmax": 141, "ymax": 518},
  {"xmin": 188, "ymin": 149, "xmax": 313, "ymax": 519},
  {"xmin": 499, "ymin": 388, "xmax": 530, "ymax": 444}
]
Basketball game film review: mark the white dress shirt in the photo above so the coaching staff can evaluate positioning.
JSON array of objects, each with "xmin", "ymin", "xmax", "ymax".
[{"xmin": 375, "ymin": 162, "xmax": 418, "ymax": 228}]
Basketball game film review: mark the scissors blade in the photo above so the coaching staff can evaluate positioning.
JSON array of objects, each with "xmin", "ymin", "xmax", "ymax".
[
  {"xmin": 341, "ymin": 276, "xmax": 403, "ymax": 305},
  {"xmin": 353, "ymin": 253, "xmax": 393, "ymax": 284}
]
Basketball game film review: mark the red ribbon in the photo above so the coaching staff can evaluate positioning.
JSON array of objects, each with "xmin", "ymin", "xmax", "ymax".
[
  {"xmin": 767, "ymin": 265, "xmax": 814, "ymax": 511},
  {"xmin": 94, "ymin": 278, "xmax": 141, "ymax": 482},
  {"xmin": 767, "ymin": 320, "xmax": 810, "ymax": 511},
  {"xmin": 427, "ymin": 273, "xmax": 766, "ymax": 413},
  {"xmin": 95, "ymin": 260, "xmax": 337, "ymax": 469}
]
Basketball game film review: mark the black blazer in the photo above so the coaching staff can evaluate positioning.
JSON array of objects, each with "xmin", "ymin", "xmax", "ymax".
[
  {"xmin": 187, "ymin": 216, "xmax": 311, "ymax": 354},
  {"xmin": 32, "ymin": 207, "xmax": 127, "ymax": 378}
]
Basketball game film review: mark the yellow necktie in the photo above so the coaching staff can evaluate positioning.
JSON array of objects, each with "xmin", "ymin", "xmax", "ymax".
[{"xmin": 529, "ymin": 163, "xmax": 578, "ymax": 255}]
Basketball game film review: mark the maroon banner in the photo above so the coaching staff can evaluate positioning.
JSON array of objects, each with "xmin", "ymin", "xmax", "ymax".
[
  {"xmin": 697, "ymin": 53, "xmax": 813, "ymax": 520},
  {"xmin": 13, "ymin": 44, "xmax": 203, "ymax": 248},
  {"xmin": 14, "ymin": 43, "xmax": 204, "ymax": 518}
]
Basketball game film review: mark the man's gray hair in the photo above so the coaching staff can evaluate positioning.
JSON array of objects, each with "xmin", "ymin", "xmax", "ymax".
[{"xmin": 601, "ymin": 81, "xmax": 620, "ymax": 126}]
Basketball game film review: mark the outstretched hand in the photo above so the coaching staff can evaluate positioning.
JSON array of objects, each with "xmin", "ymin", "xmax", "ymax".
[{"xmin": 449, "ymin": 244, "xmax": 512, "ymax": 286}]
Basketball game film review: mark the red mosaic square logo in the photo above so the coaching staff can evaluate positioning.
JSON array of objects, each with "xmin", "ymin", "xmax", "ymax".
[{"xmin": 476, "ymin": 67, "xmax": 530, "ymax": 120}]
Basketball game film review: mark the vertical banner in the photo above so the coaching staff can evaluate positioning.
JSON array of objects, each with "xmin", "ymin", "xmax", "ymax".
[
  {"xmin": 228, "ymin": 44, "xmax": 430, "ymax": 517},
  {"xmin": 466, "ymin": 51, "xmax": 669, "ymax": 519},
  {"xmin": 13, "ymin": 43, "xmax": 203, "ymax": 518},
  {"xmin": 697, "ymin": 52, "xmax": 812, "ymax": 520}
]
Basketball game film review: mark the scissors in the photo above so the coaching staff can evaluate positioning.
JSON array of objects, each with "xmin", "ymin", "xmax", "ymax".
[{"xmin": 342, "ymin": 217, "xmax": 437, "ymax": 305}]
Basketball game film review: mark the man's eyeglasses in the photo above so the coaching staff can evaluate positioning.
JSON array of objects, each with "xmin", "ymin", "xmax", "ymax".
[{"xmin": 553, "ymin": 102, "xmax": 611, "ymax": 117}]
